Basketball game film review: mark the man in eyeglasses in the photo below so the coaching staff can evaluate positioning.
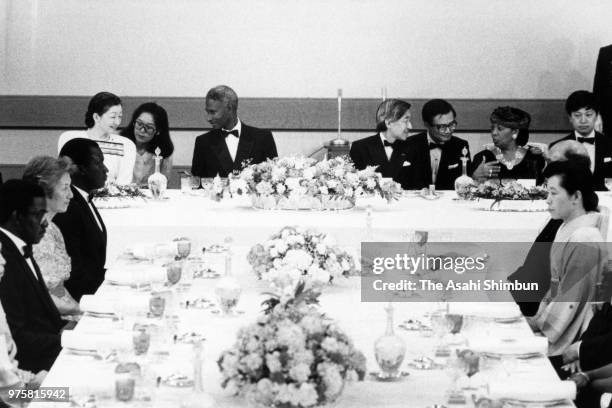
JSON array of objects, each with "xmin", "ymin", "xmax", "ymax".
[
  {"xmin": 403, "ymin": 99, "xmax": 471, "ymax": 190},
  {"xmin": 191, "ymin": 85, "xmax": 278, "ymax": 177}
]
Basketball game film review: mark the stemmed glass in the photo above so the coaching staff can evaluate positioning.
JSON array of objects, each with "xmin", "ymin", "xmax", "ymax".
[{"xmin": 605, "ymin": 178, "xmax": 612, "ymax": 194}]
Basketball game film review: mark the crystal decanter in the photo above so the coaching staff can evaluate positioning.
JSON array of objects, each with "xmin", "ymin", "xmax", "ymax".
[
  {"xmin": 374, "ymin": 303, "xmax": 406, "ymax": 380},
  {"xmin": 148, "ymin": 147, "xmax": 167, "ymax": 199},
  {"xmin": 179, "ymin": 340, "xmax": 215, "ymax": 408},
  {"xmin": 454, "ymin": 146, "xmax": 473, "ymax": 199},
  {"xmin": 214, "ymin": 237, "xmax": 242, "ymax": 315}
]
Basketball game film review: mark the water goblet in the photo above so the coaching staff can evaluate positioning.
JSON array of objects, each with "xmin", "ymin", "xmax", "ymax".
[
  {"xmin": 606, "ymin": 178, "xmax": 612, "ymax": 193},
  {"xmin": 115, "ymin": 373, "xmax": 135, "ymax": 402},
  {"xmin": 149, "ymin": 292, "xmax": 166, "ymax": 318},
  {"xmin": 165, "ymin": 261, "xmax": 183, "ymax": 286},
  {"xmin": 189, "ymin": 176, "xmax": 201, "ymax": 190},
  {"xmin": 180, "ymin": 175, "xmax": 191, "ymax": 193},
  {"xmin": 133, "ymin": 326, "xmax": 151, "ymax": 356},
  {"xmin": 176, "ymin": 239, "xmax": 191, "ymax": 259}
]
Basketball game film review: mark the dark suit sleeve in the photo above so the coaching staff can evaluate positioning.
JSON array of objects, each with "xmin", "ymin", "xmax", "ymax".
[
  {"xmin": 191, "ymin": 136, "xmax": 204, "ymax": 177},
  {"xmin": 264, "ymin": 131, "xmax": 278, "ymax": 159},
  {"xmin": 54, "ymin": 211, "xmax": 103, "ymax": 300},
  {"xmin": 579, "ymin": 303, "xmax": 612, "ymax": 370},
  {"xmin": 0, "ymin": 255, "xmax": 61, "ymax": 363},
  {"xmin": 594, "ymin": 47, "xmax": 606, "ymax": 105},
  {"xmin": 349, "ymin": 142, "xmax": 366, "ymax": 170}
]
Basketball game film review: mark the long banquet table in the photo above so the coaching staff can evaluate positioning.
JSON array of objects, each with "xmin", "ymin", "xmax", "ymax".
[{"xmin": 32, "ymin": 190, "xmax": 603, "ymax": 408}]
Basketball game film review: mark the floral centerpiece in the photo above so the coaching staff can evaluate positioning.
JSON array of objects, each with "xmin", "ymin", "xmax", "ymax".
[
  {"xmin": 218, "ymin": 285, "xmax": 366, "ymax": 408},
  {"xmin": 247, "ymin": 226, "xmax": 357, "ymax": 298},
  {"xmin": 236, "ymin": 156, "xmax": 401, "ymax": 210},
  {"xmin": 91, "ymin": 183, "xmax": 146, "ymax": 208},
  {"xmin": 92, "ymin": 182, "xmax": 146, "ymax": 199},
  {"xmin": 457, "ymin": 180, "xmax": 548, "ymax": 211}
]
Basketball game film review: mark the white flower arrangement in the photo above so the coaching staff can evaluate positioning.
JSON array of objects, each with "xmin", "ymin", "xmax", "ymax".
[
  {"xmin": 458, "ymin": 180, "xmax": 547, "ymax": 201},
  {"xmin": 247, "ymin": 226, "xmax": 357, "ymax": 298},
  {"xmin": 236, "ymin": 156, "xmax": 401, "ymax": 210},
  {"xmin": 92, "ymin": 182, "xmax": 146, "ymax": 199},
  {"xmin": 218, "ymin": 285, "xmax": 366, "ymax": 408}
]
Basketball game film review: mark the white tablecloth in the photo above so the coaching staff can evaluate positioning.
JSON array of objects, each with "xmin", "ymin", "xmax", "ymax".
[{"xmin": 32, "ymin": 190, "xmax": 586, "ymax": 407}]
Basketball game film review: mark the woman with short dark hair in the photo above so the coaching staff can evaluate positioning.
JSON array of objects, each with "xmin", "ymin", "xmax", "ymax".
[
  {"xmin": 471, "ymin": 106, "xmax": 545, "ymax": 183},
  {"xmin": 529, "ymin": 160, "xmax": 607, "ymax": 357},
  {"xmin": 121, "ymin": 102, "xmax": 174, "ymax": 186},
  {"xmin": 57, "ymin": 91, "xmax": 136, "ymax": 185}
]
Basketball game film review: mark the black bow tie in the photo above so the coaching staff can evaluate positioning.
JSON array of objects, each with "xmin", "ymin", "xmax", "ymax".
[
  {"xmin": 429, "ymin": 142, "xmax": 444, "ymax": 150},
  {"xmin": 383, "ymin": 140, "xmax": 395, "ymax": 148},
  {"xmin": 22, "ymin": 245, "xmax": 33, "ymax": 259},
  {"xmin": 577, "ymin": 137, "xmax": 595, "ymax": 145},
  {"xmin": 223, "ymin": 129, "xmax": 239, "ymax": 138}
]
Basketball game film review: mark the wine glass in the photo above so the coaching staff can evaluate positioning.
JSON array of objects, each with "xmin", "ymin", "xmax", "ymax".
[
  {"xmin": 149, "ymin": 292, "xmax": 166, "ymax": 318},
  {"xmin": 165, "ymin": 261, "xmax": 182, "ymax": 286},
  {"xmin": 176, "ymin": 239, "xmax": 191, "ymax": 259},
  {"xmin": 605, "ymin": 178, "xmax": 612, "ymax": 193}
]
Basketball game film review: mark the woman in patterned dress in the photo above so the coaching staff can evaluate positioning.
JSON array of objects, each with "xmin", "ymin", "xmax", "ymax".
[{"xmin": 23, "ymin": 156, "xmax": 79, "ymax": 315}]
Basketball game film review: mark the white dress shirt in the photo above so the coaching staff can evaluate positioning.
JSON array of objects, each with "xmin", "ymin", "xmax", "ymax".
[
  {"xmin": 575, "ymin": 130, "xmax": 596, "ymax": 173},
  {"xmin": 73, "ymin": 186, "xmax": 103, "ymax": 231},
  {"xmin": 0, "ymin": 227, "xmax": 38, "ymax": 280},
  {"xmin": 223, "ymin": 120, "xmax": 242, "ymax": 163},
  {"xmin": 379, "ymin": 133, "xmax": 393, "ymax": 161},
  {"xmin": 427, "ymin": 133, "xmax": 442, "ymax": 184}
]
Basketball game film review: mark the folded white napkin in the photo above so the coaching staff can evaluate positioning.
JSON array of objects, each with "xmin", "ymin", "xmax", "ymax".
[
  {"xmin": 130, "ymin": 243, "xmax": 177, "ymax": 259},
  {"xmin": 448, "ymin": 302, "xmax": 522, "ymax": 320},
  {"xmin": 488, "ymin": 379, "xmax": 575, "ymax": 401},
  {"xmin": 61, "ymin": 330, "xmax": 132, "ymax": 352},
  {"xmin": 64, "ymin": 362, "xmax": 115, "ymax": 398},
  {"xmin": 105, "ymin": 264, "xmax": 166, "ymax": 285},
  {"xmin": 80, "ymin": 293, "xmax": 151, "ymax": 315},
  {"xmin": 470, "ymin": 335, "xmax": 548, "ymax": 356}
]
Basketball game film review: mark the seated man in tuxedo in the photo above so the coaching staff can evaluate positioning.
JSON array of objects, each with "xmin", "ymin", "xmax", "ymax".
[
  {"xmin": 0, "ymin": 179, "xmax": 64, "ymax": 373},
  {"xmin": 403, "ymin": 99, "xmax": 471, "ymax": 190},
  {"xmin": 349, "ymin": 99, "xmax": 413, "ymax": 188},
  {"xmin": 550, "ymin": 90, "xmax": 612, "ymax": 191},
  {"xmin": 54, "ymin": 138, "xmax": 108, "ymax": 301},
  {"xmin": 191, "ymin": 85, "xmax": 278, "ymax": 177}
]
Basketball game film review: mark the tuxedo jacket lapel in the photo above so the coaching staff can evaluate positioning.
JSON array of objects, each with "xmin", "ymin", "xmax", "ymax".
[
  {"xmin": 89, "ymin": 198, "xmax": 107, "ymax": 246},
  {"xmin": 234, "ymin": 128, "xmax": 255, "ymax": 170},
  {"xmin": 368, "ymin": 137, "xmax": 389, "ymax": 165},
  {"xmin": 210, "ymin": 131, "xmax": 234, "ymax": 176},
  {"xmin": 417, "ymin": 134, "xmax": 433, "ymax": 184},
  {"xmin": 0, "ymin": 232, "xmax": 60, "ymax": 323},
  {"xmin": 595, "ymin": 132, "xmax": 607, "ymax": 174},
  {"xmin": 72, "ymin": 187, "xmax": 105, "ymax": 244}
]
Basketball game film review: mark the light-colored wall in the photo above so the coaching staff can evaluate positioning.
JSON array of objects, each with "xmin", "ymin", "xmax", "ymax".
[
  {"xmin": 1, "ymin": 0, "xmax": 611, "ymax": 98},
  {"xmin": 0, "ymin": 129, "xmax": 566, "ymax": 167}
]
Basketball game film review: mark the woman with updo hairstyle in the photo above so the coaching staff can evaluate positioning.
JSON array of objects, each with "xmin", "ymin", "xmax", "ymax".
[
  {"xmin": 57, "ymin": 91, "xmax": 136, "ymax": 185},
  {"xmin": 470, "ymin": 106, "xmax": 545, "ymax": 184},
  {"xmin": 529, "ymin": 160, "xmax": 607, "ymax": 358},
  {"xmin": 23, "ymin": 156, "xmax": 80, "ymax": 315},
  {"xmin": 121, "ymin": 102, "xmax": 174, "ymax": 186}
]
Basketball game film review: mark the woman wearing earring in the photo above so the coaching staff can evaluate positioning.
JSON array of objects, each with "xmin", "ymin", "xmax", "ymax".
[
  {"xmin": 120, "ymin": 102, "xmax": 174, "ymax": 186},
  {"xmin": 57, "ymin": 91, "xmax": 136, "ymax": 185},
  {"xmin": 471, "ymin": 106, "xmax": 545, "ymax": 183},
  {"xmin": 530, "ymin": 160, "xmax": 607, "ymax": 358}
]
